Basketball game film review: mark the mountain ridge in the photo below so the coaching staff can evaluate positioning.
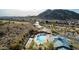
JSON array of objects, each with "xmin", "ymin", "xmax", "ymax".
[{"xmin": 38, "ymin": 9, "xmax": 79, "ymax": 20}]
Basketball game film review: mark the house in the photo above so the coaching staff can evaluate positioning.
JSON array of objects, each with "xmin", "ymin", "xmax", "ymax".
[{"xmin": 33, "ymin": 21, "xmax": 43, "ymax": 29}]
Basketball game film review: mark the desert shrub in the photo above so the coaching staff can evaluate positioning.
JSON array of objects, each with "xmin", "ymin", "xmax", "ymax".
[
  {"xmin": 0, "ymin": 44, "xmax": 9, "ymax": 50},
  {"xmin": 0, "ymin": 32, "xmax": 5, "ymax": 37},
  {"xmin": 0, "ymin": 21, "xmax": 5, "ymax": 26},
  {"xmin": 27, "ymin": 39, "xmax": 54, "ymax": 50},
  {"xmin": 42, "ymin": 40, "xmax": 54, "ymax": 50},
  {"xmin": 9, "ymin": 40, "xmax": 20, "ymax": 50},
  {"xmin": 27, "ymin": 40, "xmax": 36, "ymax": 49}
]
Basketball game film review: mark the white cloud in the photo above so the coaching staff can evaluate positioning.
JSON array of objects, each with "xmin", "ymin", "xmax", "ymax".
[
  {"xmin": 0, "ymin": 9, "xmax": 46, "ymax": 16},
  {"xmin": 0, "ymin": 0, "xmax": 79, "ymax": 16},
  {"xmin": 0, "ymin": 0, "xmax": 79, "ymax": 10}
]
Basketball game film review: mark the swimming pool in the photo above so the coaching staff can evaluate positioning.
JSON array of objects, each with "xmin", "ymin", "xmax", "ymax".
[
  {"xmin": 35, "ymin": 33, "xmax": 47, "ymax": 44},
  {"xmin": 53, "ymin": 35, "xmax": 71, "ymax": 49},
  {"xmin": 34, "ymin": 33, "xmax": 71, "ymax": 49}
]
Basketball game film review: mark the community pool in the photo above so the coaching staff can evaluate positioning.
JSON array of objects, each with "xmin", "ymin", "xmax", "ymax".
[
  {"xmin": 37, "ymin": 35, "xmax": 46, "ymax": 43},
  {"xmin": 35, "ymin": 33, "xmax": 47, "ymax": 44},
  {"xmin": 34, "ymin": 33, "xmax": 71, "ymax": 49},
  {"xmin": 53, "ymin": 35, "xmax": 71, "ymax": 49}
]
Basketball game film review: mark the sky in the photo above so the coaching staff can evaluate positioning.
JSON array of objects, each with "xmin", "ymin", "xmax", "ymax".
[
  {"xmin": 70, "ymin": 9, "xmax": 79, "ymax": 13},
  {"xmin": 0, "ymin": 9, "xmax": 45, "ymax": 16},
  {"xmin": 0, "ymin": 0, "xmax": 79, "ymax": 9},
  {"xmin": 0, "ymin": 0, "xmax": 79, "ymax": 16},
  {"xmin": 0, "ymin": 9, "xmax": 79, "ymax": 16}
]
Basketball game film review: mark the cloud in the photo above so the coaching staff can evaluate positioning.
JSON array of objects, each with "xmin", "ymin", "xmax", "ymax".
[
  {"xmin": 0, "ymin": 0, "xmax": 79, "ymax": 9},
  {"xmin": 0, "ymin": 9, "xmax": 46, "ymax": 16}
]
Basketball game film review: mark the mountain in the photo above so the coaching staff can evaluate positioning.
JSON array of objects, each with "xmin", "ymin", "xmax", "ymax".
[{"xmin": 38, "ymin": 9, "xmax": 79, "ymax": 20}]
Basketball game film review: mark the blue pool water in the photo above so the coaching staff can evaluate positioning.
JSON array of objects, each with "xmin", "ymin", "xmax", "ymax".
[
  {"xmin": 53, "ymin": 35, "xmax": 70, "ymax": 49},
  {"xmin": 35, "ymin": 33, "xmax": 47, "ymax": 44},
  {"xmin": 37, "ymin": 35, "xmax": 46, "ymax": 44}
]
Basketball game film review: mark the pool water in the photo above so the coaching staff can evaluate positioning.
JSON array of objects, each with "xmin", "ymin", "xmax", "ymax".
[
  {"xmin": 35, "ymin": 33, "xmax": 47, "ymax": 44},
  {"xmin": 53, "ymin": 35, "xmax": 70, "ymax": 49},
  {"xmin": 37, "ymin": 35, "xmax": 46, "ymax": 44},
  {"xmin": 34, "ymin": 33, "xmax": 71, "ymax": 49}
]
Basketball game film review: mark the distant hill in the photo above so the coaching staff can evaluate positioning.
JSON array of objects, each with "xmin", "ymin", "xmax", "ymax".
[{"xmin": 38, "ymin": 9, "xmax": 79, "ymax": 20}]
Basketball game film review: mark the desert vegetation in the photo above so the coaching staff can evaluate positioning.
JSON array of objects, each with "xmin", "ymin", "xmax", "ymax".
[
  {"xmin": 0, "ymin": 20, "xmax": 37, "ymax": 50},
  {"xmin": 0, "ymin": 19, "xmax": 79, "ymax": 50}
]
